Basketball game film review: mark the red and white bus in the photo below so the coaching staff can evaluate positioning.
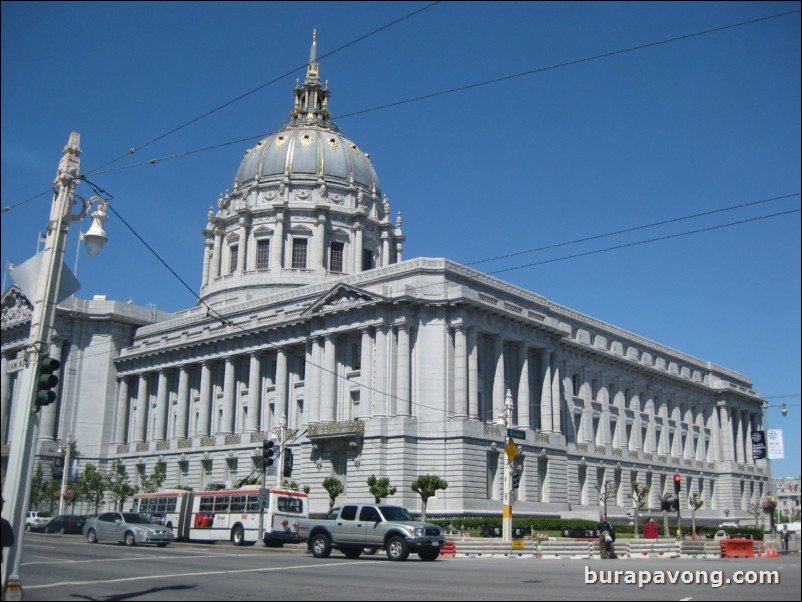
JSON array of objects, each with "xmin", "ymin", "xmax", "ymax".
[
  {"xmin": 131, "ymin": 490, "xmax": 192, "ymax": 540},
  {"xmin": 188, "ymin": 487, "xmax": 308, "ymax": 546}
]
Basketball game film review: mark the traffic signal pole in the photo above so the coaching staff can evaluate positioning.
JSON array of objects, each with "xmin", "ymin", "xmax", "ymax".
[{"xmin": 2, "ymin": 134, "xmax": 82, "ymax": 599}]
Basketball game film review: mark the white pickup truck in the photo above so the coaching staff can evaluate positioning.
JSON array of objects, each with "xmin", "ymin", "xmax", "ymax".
[{"xmin": 298, "ymin": 504, "xmax": 446, "ymax": 561}]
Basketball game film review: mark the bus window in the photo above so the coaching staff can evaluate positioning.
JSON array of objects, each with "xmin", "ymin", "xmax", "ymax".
[
  {"xmin": 277, "ymin": 496, "xmax": 303, "ymax": 514},
  {"xmin": 230, "ymin": 495, "xmax": 246, "ymax": 513},
  {"xmin": 214, "ymin": 496, "xmax": 230, "ymax": 513},
  {"xmin": 246, "ymin": 495, "xmax": 260, "ymax": 512},
  {"xmin": 199, "ymin": 496, "xmax": 215, "ymax": 513}
]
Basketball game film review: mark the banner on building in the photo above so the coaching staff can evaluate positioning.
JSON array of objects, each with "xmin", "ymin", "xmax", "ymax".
[
  {"xmin": 752, "ymin": 430, "xmax": 766, "ymax": 460},
  {"xmin": 767, "ymin": 429, "xmax": 784, "ymax": 459}
]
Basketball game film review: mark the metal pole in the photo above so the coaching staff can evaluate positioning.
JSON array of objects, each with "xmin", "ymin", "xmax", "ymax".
[
  {"xmin": 58, "ymin": 434, "xmax": 72, "ymax": 516},
  {"xmin": 502, "ymin": 390, "xmax": 513, "ymax": 543},
  {"xmin": 275, "ymin": 414, "xmax": 287, "ymax": 489},
  {"xmin": 2, "ymin": 133, "xmax": 82, "ymax": 599},
  {"xmin": 258, "ymin": 454, "xmax": 267, "ymax": 545}
]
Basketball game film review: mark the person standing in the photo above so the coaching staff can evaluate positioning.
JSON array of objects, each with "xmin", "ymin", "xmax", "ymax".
[
  {"xmin": 597, "ymin": 513, "xmax": 616, "ymax": 559},
  {"xmin": 780, "ymin": 524, "xmax": 790, "ymax": 553},
  {"xmin": 643, "ymin": 517, "xmax": 659, "ymax": 539}
]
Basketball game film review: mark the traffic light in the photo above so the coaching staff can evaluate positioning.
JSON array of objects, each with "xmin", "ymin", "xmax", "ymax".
[
  {"xmin": 670, "ymin": 498, "xmax": 680, "ymax": 512},
  {"xmin": 661, "ymin": 499, "xmax": 671, "ymax": 512},
  {"xmin": 35, "ymin": 356, "xmax": 61, "ymax": 408},
  {"xmin": 283, "ymin": 449, "xmax": 293, "ymax": 478},
  {"xmin": 673, "ymin": 474, "xmax": 682, "ymax": 495},
  {"xmin": 512, "ymin": 468, "xmax": 521, "ymax": 490},
  {"xmin": 263, "ymin": 440, "xmax": 275, "ymax": 467}
]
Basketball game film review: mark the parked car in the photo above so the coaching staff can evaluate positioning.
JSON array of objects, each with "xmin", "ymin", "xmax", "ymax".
[
  {"xmin": 25, "ymin": 511, "xmax": 52, "ymax": 532},
  {"xmin": 84, "ymin": 512, "xmax": 174, "ymax": 547},
  {"xmin": 44, "ymin": 514, "xmax": 86, "ymax": 534}
]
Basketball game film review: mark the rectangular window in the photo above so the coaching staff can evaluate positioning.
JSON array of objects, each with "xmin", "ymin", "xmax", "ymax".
[
  {"xmin": 292, "ymin": 239, "xmax": 307, "ymax": 269},
  {"xmin": 362, "ymin": 249, "xmax": 373, "ymax": 271},
  {"xmin": 571, "ymin": 373, "xmax": 580, "ymax": 397},
  {"xmin": 330, "ymin": 242, "xmax": 344, "ymax": 273},
  {"xmin": 229, "ymin": 245, "xmax": 239, "ymax": 274},
  {"xmin": 256, "ymin": 239, "xmax": 270, "ymax": 270}
]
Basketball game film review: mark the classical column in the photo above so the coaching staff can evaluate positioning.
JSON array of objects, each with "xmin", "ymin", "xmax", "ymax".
[
  {"xmin": 271, "ymin": 210, "xmax": 285, "ymax": 270},
  {"xmin": 321, "ymin": 335, "xmax": 336, "ymax": 422},
  {"xmin": 113, "ymin": 377, "xmax": 129, "ymax": 444},
  {"xmin": 492, "ymin": 335, "xmax": 505, "ymax": 420},
  {"xmin": 468, "ymin": 328, "xmax": 479, "ymax": 420},
  {"xmin": 154, "ymin": 369, "xmax": 168, "ymax": 441},
  {"xmin": 220, "ymin": 356, "xmax": 235, "ymax": 434},
  {"xmin": 198, "ymin": 361, "xmax": 212, "ymax": 437},
  {"xmin": 247, "ymin": 353, "xmax": 260, "ymax": 432},
  {"xmin": 275, "ymin": 348, "xmax": 288, "ymax": 421},
  {"xmin": 201, "ymin": 239, "xmax": 213, "ymax": 287},
  {"xmin": 314, "ymin": 210, "xmax": 327, "ymax": 269},
  {"xmin": 453, "ymin": 325, "xmax": 468, "ymax": 419},
  {"xmin": 734, "ymin": 408, "xmax": 745, "ymax": 464},
  {"xmin": 550, "ymin": 355, "xmax": 561, "ymax": 434},
  {"xmin": 306, "ymin": 338, "xmax": 322, "ymax": 424},
  {"xmin": 237, "ymin": 216, "xmax": 248, "ymax": 272},
  {"xmin": 134, "ymin": 373, "xmax": 148, "ymax": 443},
  {"xmin": 539, "ymin": 349, "xmax": 553, "ymax": 432},
  {"xmin": 358, "ymin": 328, "xmax": 372, "ymax": 420},
  {"xmin": 353, "ymin": 222, "xmax": 364, "ymax": 273},
  {"xmin": 210, "ymin": 227, "xmax": 223, "ymax": 280},
  {"xmin": 374, "ymin": 325, "xmax": 387, "ymax": 416},
  {"xmin": 397, "ymin": 323, "xmax": 411, "ymax": 416},
  {"xmin": 517, "ymin": 342, "xmax": 530, "ymax": 429},
  {"xmin": 381, "ymin": 231, "xmax": 390, "ymax": 268},
  {"xmin": 175, "ymin": 365, "xmax": 189, "ymax": 439}
]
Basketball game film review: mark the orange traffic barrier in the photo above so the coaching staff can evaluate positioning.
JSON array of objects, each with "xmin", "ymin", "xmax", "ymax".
[
  {"xmin": 764, "ymin": 542, "xmax": 778, "ymax": 558},
  {"xmin": 720, "ymin": 538, "xmax": 754, "ymax": 558},
  {"xmin": 440, "ymin": 541, "xmax": 456, "ymax": 558}
]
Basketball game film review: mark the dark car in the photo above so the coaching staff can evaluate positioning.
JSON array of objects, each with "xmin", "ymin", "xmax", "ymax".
[{"xmin": 44, "ymin": 514, "xmax": 85, "ymax": 534}]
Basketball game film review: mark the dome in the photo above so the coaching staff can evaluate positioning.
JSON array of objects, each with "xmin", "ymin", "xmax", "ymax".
[{"xmin": 234, "ymin": 125, "xmax": 381, "ymax": 197}]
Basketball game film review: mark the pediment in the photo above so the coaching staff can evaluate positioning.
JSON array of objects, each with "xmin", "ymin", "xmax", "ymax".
[
  {"xmin": 302, "ymin": 283, "xmax": 385, "ymax": 317},
  {"xmin": 1, "ymin": 285, "xmax": 33, "ymax": 329}
]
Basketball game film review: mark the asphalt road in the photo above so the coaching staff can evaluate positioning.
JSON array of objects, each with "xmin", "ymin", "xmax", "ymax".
[{"xmin": 12, "ymin": 533, "xmax": 801, "ymax": 601}]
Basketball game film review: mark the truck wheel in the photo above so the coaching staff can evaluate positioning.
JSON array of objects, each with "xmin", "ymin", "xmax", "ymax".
[
  {"xmin": 87, "ymin": 529, "xmax": 98, "ymax": 544},
  {"xmin": 342, "ymin": 547, "xmax": 362, "ymax": 559},
  {"xmin": 231, "ymin": 525, "xmax": 245, "ymax": 546},
  {"xmin": 418, "ymin": 549, "xmax": 440, "ymax": 561},
  {"xmin": 386, "ymin": 536, "xmax": 409, "ymax": 561},
  {"xmin": 310, "ymin": 533, "xmax": 332, "ymax": 558}
]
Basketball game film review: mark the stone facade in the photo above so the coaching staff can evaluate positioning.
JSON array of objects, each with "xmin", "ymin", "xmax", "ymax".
[{"xmin": 1, "ymin": 33, "xmax": 769, "ymax": 522}]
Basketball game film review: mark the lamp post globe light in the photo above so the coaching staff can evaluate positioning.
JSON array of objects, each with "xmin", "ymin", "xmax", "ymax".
[
  {"xmin": 1, "ymin": 133, "xmax": 108, "ymax": 599},
  {"xmin": 762, "ymin": 401, "xmax": 788, "ymax": 531}
]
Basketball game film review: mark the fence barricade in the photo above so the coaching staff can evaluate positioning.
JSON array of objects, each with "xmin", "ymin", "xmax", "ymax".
[
  {"xmin": 440, "ymin": 540, "xmax": 456, "ymax": 558},
  {"xmin": 720, "ymin": 538, "xmax": 755, "ymax": 558}
]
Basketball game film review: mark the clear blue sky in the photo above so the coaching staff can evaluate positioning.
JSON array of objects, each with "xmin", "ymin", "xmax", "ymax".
[{"xmin": 2, "ymin": 2, "xmax": 800, "ymax": 478}]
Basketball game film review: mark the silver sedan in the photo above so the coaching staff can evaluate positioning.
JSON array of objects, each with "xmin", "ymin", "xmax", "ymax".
[{"xmin": 84, "ymin": 512, "xmax": 174, "ymax": 547}]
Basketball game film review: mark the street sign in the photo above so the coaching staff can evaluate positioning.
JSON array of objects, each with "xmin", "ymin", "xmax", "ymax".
[
  {"xmin": 505, "ymin": 439, "xmax": 518, "ymax": 463},
  {"xmin": 7, "ymin": 357, "xmax": 25, "ymax": 373},
  {"xmin": 507, "ymin": 428, "xmax": 525, "ymax": 440},
  {"xmin": 511, "ymin": 540, "xmax": 525, "ymax": 549},
  {"xmin": 258, "ymin": 487, "xmax": 269, "ymax": 509}
]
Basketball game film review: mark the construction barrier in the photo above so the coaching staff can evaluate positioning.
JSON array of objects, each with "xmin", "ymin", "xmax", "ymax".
[
  {"xmin": 720, "ymin": 538, "xmax": 754, "ymax": 558},
  {"xmin": 764, "ymin": 541, "xmax": 778, "ymax": 558},
  {"xmin": 440, "ymin": 540, "xmax": 456, "ymax": 558}
]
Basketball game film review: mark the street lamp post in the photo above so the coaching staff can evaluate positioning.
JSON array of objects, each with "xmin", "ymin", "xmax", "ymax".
[
  {"xmin": 57, "ymin": 434, "xmax": 72, "ymax": 517},
  {"xmin": 762, "ymin": 401, "xmax": 788, "ymax": 530},
  {"xmin": 1, "ymin": 133, "xmax": 108, "ymax": 599},
  {"xmin": 497, "ymin": 390, "xmax": 514, "ymax": 543}
]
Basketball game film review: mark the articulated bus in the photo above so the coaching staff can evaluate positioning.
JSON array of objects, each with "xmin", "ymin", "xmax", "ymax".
[
  {"xmin": 133, "ymin": 487, "xmax": 308, "ymax": 546},
  {"xmin": 131, "ymin": 490, "xmax": 192, "ymax": 540}
]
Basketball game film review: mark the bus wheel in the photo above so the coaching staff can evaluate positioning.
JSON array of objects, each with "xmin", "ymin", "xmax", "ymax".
[{"xmin": 231, "ymin": 525, "xmax": 245, "ymax": 546}]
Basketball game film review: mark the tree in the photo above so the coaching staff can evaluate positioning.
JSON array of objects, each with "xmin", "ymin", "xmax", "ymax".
[
  {"xmin": 660, "ymin": 492, "xmax": 673, "ymax": 537},
  {"xmin": 410, "ymin": 475, "xmax": 448, "ymax": 523},
  {"xmin": 77, "ymin": 464, "xmax": 106, "ymax": 514},
  {"xmin": 749, "ymin": 501, "xmax": 763, "ymax": 528},
  {"xmin": 322, "ymin": 477, "xmax": 344, "ymax": 512},
  {"xmin": 688, "ymin": 493, "xmax": 704, "ymax": 535},
  {"xmin": 106, "ymin": 460, "xmax": 138, "ymax": 511},
  {"xmin": 595, "ymin": 480, "xmax": 618, "ymax": 517},
  {"xmin": 628, "ymin": 481, "xmax": 650, "ymax": 538},
  {"xmin": 139, "ymin": 461, "xmax": 166, "ymax": 493},
  {"xmin": 367, "ymin": 475, "xmax": 397, "ymax": 504}
]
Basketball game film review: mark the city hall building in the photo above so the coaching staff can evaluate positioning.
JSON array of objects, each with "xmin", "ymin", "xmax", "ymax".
[{"xmin": 2, "ymin": 35, "xmax": 769, "ymax": 521}]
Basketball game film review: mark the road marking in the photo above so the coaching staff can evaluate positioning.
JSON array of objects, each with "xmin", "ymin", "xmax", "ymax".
[{"xmin": 25, "ymin": 561, "xmax": 365, "ymax": 590}]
